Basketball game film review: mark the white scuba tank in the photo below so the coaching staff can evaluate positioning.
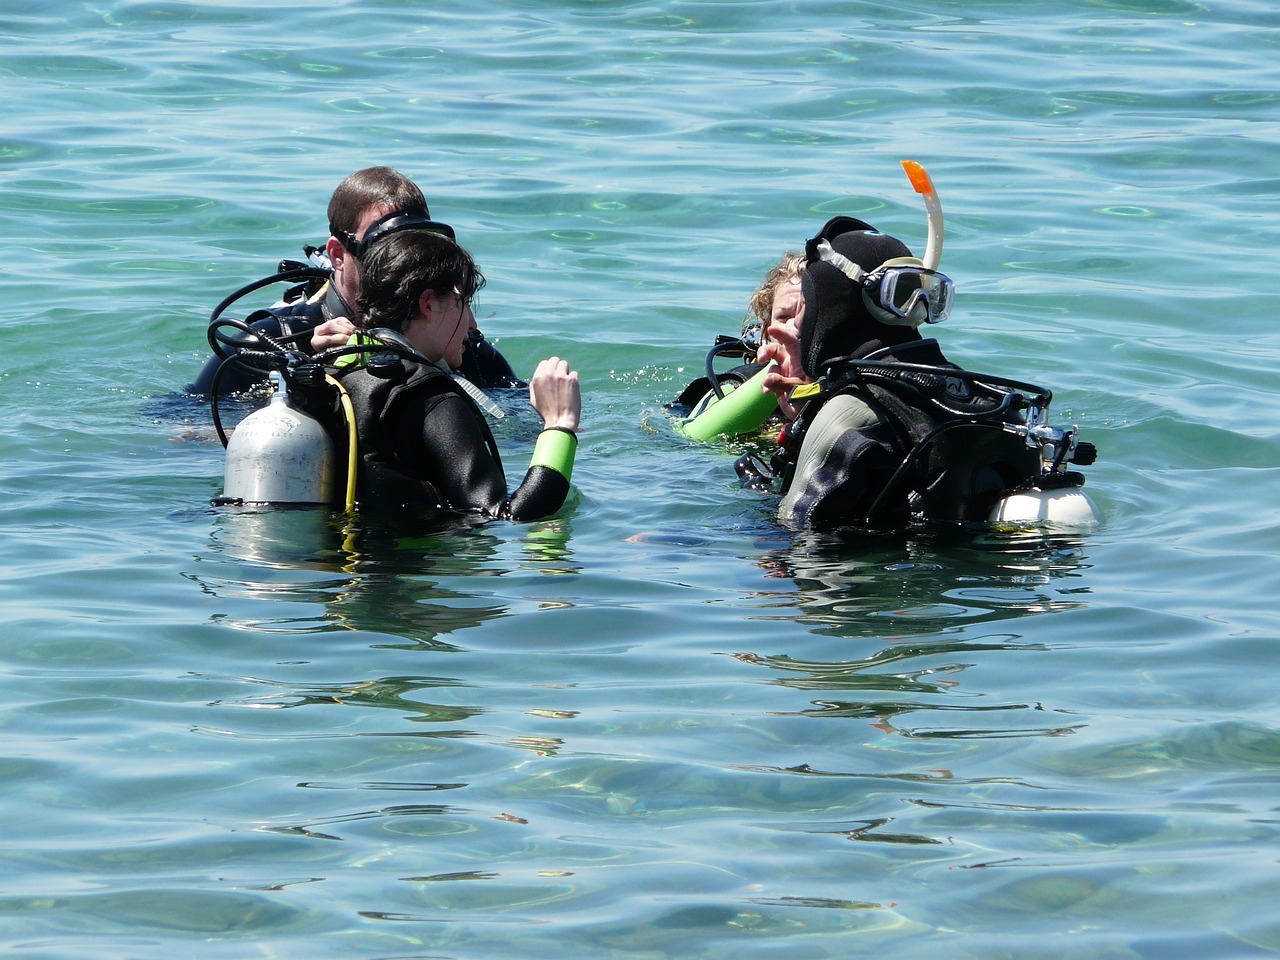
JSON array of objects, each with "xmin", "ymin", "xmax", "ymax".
[
  {"xmin": 989, "ymin": 486, "xmax": 1101, "ymax": 529},
  {"xmin": 222, "ymin": 372, "xmax": 336, "ymax": 506}
]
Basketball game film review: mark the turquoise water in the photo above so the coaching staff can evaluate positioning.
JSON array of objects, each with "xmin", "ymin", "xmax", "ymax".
[{"xmin": 3, "ymin": 1, "xmax": 1280, "ymax": 956}]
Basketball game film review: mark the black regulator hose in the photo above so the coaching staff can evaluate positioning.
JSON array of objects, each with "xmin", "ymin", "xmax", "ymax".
[
  {"xmin": 704, "ymin": 335, "xmax": 755, "ymax": 401},
  {"xmin": 207, "ymin": 316, "xmax": 296, "ymax": 449},
  {"xmin": 819, "ymin": 357, "xmax": 1054, "ymax": 411},
  {"xmin": 206, "ymin": 266, "xmax": 329, "ymax": 357},
  {"xmin": 208, "ymin": 311, "xmax": 298, "ymax": 360}
]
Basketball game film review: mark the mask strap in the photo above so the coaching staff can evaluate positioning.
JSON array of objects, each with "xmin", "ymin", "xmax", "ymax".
[{"xmin": 815, "ymin": 240, "xmax": 868, "ymax": 283}]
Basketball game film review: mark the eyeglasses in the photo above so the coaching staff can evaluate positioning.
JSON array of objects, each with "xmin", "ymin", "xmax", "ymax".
[
  {"xmin": 865, "ymin": 264, "xmax": 954, "ymax": 324},
  {"xmin": 337, "ymin": 212, "xmax": 457, "ymax": 260}
]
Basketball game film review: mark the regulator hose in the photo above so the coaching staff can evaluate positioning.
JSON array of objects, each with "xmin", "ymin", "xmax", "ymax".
[{"xmin": 704, "ymin": 335, "xmax": 755, "ymax": 401}]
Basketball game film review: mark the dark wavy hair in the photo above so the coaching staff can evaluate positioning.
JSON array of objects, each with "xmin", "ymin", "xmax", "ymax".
[
  {"xmin": 356, "ymin": 230, "xmax": 486, "ymax": 333},
  {"xmin": 326, "ymin": 166, "xmax": 428, "ymax": 240}
]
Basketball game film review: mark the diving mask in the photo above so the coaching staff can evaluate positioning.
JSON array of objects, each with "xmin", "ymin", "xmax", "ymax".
[
  {"xmin": 337, "ymin": 211, "xmax": 457, "ymax": 260},
  {"xmin": 815, "ymin": 242, "xmax": 954, "ymax": 325},
  {"xmin": 864, "ymin": 259, "xmax": 954, "ymax": 325}
]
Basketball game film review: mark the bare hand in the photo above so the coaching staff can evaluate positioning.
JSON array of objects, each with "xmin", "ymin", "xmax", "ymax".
[
  {"xmin": 311, "ymin": 316, "xmax": 357, "ymax": 352},
  {"xmin": 528, "ymin": 356, "xmax": 581, "ymax": 433},
  {"xmin": 757, "ymin": 341, "xmax": 808, "ymax": 421},
  {"xmin": 757, "ymin": 286, "xmax": 809, "ymax": 419}
]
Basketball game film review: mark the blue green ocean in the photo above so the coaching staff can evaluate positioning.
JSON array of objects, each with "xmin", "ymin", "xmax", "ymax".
[{"xmin": 3, "ymin": 1, "xmax": 1279, "ymax": 957}]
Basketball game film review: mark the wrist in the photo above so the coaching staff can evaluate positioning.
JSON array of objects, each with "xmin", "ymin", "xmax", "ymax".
[{"xmin": 541, "ymin": 418, "xmax": 579, "ymax": 435}]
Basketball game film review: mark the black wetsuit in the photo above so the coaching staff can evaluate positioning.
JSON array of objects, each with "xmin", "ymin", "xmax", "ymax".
[
  {"xmin": 334, "ymin": 355, "xmax": 570, "ymax": 522},
  {"xmin": 189, "ymin": 282, "xmax": 524, "ymax": 397}
]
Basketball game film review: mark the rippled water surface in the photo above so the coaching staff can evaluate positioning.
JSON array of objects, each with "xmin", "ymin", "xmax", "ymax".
[{"xmin": 3, "ymin": 1, "xmax": 1280, "ymax": 957}]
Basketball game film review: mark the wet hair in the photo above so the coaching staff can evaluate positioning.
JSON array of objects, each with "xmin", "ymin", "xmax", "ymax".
[
  {"xmin": 356, "ymin": 230, "xmax": 486, "ymax": 333},
  {"xmin": 747, "ymin": 251, "xmax": 806, "ymax": 324},
  {"xmin": 327, "ymin": 166, "xmax": 429, "ymax": 240}
]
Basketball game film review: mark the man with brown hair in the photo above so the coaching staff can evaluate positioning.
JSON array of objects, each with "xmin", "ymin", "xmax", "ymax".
[{"xmin": 187, "ymin": 166, "xmax": 520, "ymax": 397}]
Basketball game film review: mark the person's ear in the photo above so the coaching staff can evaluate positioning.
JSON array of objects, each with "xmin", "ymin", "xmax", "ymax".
[
  {"xmin": 417, "ymin": 288, "xmax": 435, "ymax": 321},
  {"xmin": 326, "ymin": 236, "xmax": 345, "ymax": 272}
]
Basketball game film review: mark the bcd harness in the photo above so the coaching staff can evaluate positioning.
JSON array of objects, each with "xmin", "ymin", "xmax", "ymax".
[{"xmin": 737, "ymin": 347, "xmax": 1096, "ymax": 529}]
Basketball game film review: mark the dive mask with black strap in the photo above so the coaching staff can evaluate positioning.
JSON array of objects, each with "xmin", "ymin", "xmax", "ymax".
[{"xmin": 335, "ymin": 211, "xmax": 457, "ymax": 260}]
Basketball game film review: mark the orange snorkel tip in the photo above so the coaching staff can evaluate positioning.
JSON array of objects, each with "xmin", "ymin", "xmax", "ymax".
[
  {"xmin": 900, "ymin": 159, "xmax": 944, "ymax": 271},
  {"xmin": 901, "ymin": 159, "xmax": 934, "ymax": 196}
]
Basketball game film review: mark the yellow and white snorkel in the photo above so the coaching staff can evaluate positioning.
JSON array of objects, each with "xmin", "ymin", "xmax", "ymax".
[
  {"xmin": 900, "ymin": 159, "xmax": 943, "ymax": 272},
  {"xmin": 814, "ymin": 160, "xmax": 953, "ymax": 327}
]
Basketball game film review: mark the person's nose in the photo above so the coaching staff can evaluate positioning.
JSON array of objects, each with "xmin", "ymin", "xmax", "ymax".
[{"xmin": 768, "ymin": 315, "xmax": 796, "ymax": 344}]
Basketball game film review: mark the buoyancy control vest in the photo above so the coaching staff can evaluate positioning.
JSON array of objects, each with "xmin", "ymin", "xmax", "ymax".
[
  {"xmin": 331, "ymin": 352, "xmax": 504, "ymax": 513},
  {"xmin": 770, "ymin": 340, "xmax": 1045, "ymax": 528}
]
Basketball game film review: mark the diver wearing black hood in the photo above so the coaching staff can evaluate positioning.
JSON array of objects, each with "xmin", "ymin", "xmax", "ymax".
[{"xmin": 763, "ymin": 216, "xmax": 1047, "ymax": 531}]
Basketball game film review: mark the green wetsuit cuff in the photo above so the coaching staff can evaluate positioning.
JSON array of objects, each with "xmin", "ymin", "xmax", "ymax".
[
  {"xmin": 677, "ymin": 362, "xmax": 778, "ymax": 441},
  {"xmin": 531, "ymin": 427, "xmax": 578, "ymax": 482}
]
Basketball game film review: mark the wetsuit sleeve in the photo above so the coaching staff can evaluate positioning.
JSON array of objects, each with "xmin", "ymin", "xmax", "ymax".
[
  {"xmin": 388, "ymin": 391, "xmax": 571, "ymax": 522},
  {"xmin": 778, "ymin": 394, "xmax": 905, "ymax": 530},
  {"xmin": 677, "ymin": 362, "xmax": 778, "ymax": 441},
  {"xmin": 509, "ymin": 429, "xmax": 576, "ymax": 521}
]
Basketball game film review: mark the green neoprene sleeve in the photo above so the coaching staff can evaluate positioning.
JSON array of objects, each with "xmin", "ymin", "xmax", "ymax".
[
  {"xmin": 530, "ymin": 427, "xmax": 578, "ymax": 481},
  {"xmin": 677, "ymin": 361, "xmax": 779, "ymax": 441}
]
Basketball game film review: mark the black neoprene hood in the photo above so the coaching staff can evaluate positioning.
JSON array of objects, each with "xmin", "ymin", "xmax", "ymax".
[{"xmin": 799, "ymin": 217, "xmax": 920, "ymax": 378}]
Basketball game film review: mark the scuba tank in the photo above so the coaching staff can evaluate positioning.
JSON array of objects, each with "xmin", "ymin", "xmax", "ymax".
[
  {"xmin": 988, "ymin": 421, "xmax": 1101, "ymax": 529},
  {"xmin": 220, "ymin": 370, "xmax": 336, "ymax": 506},
  {"xmin": 990, "ymin": 486, "xmax": 1101, "ymax": 528}
]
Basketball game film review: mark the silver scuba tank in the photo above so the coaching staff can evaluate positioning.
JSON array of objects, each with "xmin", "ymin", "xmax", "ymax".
[
  {"xmin": 222, "ymin": 371, "xmax": 336, "ymax": 506},
  {"xmin": 987, "ymin": 417, "xmax": 1102, "ymax": 530}
]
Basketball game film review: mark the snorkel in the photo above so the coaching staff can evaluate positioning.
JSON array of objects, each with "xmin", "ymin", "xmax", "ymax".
[
  {"xmin": 900, "ymin": 159, "xmax": 943, "ymax": 272},
  {"xmin": 807, "ymin": 161, "xmax": 952, "ymax": 331}
]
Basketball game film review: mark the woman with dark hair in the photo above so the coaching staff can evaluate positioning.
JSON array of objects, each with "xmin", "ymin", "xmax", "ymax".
[{"xmin": 331, "ymin": 229, "xmax": 580, "ymax": 522}]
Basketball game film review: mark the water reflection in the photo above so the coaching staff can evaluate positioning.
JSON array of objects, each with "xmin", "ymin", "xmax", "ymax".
[
  {"xmin": 206, "ymin": 673, "xmax": 482, "ymax": 725},
  {"xmin": 751, "ymin": 526, "xmax": 1094, "ymax": 638},
  {"xmin": 191, "ymin": 505, "xmax": 578, "ymax": 646},
  {"xmin": 177, "ymin": 507, "xmax": 589, "ymax": 860},
  {"xmin": 733, "ymin": 527, "xmax": 1096, "ymax": 745}
]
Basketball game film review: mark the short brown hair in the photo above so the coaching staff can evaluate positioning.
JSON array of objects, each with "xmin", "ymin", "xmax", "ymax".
[{"xmin": 327, "ymin": 167, "xmax": 429, "ymax": 239}]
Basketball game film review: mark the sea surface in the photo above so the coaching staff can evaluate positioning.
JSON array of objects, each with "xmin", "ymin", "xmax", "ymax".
[{"xmin": 2, "ymin": 1, "xmax": 1279, "ymax": 957}]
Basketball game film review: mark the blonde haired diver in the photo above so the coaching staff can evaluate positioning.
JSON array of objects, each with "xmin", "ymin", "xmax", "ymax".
[{"xmin": 677, "ymin": 161, "xmax": 1101, "ymax": 533}]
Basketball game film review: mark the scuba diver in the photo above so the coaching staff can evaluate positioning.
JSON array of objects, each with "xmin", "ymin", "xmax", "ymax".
[
  {"xmin": 677, "ymin": 161, "xmax": 1099, "ymax": 532},
  {"xmin": 216, "ymin": 226, "xmax": 580, "ymax": 524},
  {"xmin": 188, "ymin": 166, "xmax": 523, "ymax": 400},
  {"xmin": 670, "ymin": 252, "xmax": 806, "ymax": 443}
]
